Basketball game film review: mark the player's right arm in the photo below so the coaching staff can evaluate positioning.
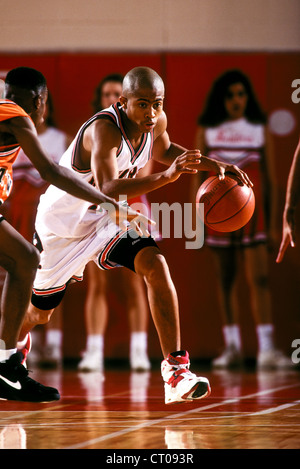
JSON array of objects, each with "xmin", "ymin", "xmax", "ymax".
[
  {"xmin": 88, "ymin": 117, "xmax": 202, "ymax": 200},
  {"xmin": 4, "ymin": 115, "xmax": 119, "ymax": 207}
]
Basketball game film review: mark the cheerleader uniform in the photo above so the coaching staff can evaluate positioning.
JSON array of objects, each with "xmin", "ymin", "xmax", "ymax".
[{"xmin": 203, "ymin": 117, "xmax": 267, "ymax": 248}]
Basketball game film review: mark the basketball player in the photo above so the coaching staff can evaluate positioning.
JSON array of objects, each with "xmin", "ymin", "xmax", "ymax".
[
  {"xmin": 18, "ymin": 66, "xmax": 251, "ymax": 404},
  {"xmin": 0, "ymin": 67, "xmax": 152, "ymax": 402}
]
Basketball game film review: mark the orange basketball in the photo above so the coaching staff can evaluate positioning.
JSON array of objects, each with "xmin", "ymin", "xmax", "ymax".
[{"xmin": 196, "ymin": 175, "xmax": 255, "ymax": 232}]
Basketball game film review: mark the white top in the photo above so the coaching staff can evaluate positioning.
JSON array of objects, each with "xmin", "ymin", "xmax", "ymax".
[
  {"xmin": 205, "ymin": 118, "xmax": 265, "ymax": 167},
  {"xmin": 13, "ymin": 127, "xmax": 68, "ymax": 186}
]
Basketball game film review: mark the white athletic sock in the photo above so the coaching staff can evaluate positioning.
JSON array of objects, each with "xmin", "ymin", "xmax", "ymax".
[
  {"xmin": 16, "ymin": 334, "xmax": 28, "ymax": 349},
  {"xmin": 223, "ymin": 324, "xmax": 242, "ymax": 351},
  {"xmin": 86, "ymin": 334, "xmax": 104, "ymax": 353},
  {"xmin": 256, "ymin": 324, "xmax": 275, "ymax": 352},
  {"xmin": 0, "ymin": 347, "xmax": 17, "ymax": 363},
  {"xmin": 130, "ymin": 332, "xmax": 147, "ymax": 352}
]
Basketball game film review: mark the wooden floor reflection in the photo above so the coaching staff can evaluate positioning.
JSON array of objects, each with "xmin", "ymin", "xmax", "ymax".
[{"xmin": 0, "ymin": 365, "xmax": 300, "ymax": 449}]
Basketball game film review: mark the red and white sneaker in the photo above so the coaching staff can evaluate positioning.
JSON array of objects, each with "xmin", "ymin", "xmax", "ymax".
[
  {"xmin": 17, "ymin": 333, "xmax": 32, "ymax": 367},
  {"xmin": 161, "ymin": 351, "xmax": 211, "ymax": 404}
]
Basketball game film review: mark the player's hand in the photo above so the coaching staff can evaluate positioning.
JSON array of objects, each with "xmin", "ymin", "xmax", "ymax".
[
  {"xmin": 216, "ymin": 163, "xmax": 253, "ymax": 188},
  {"xmin": 276, "ymin": 208, "xmax": 296, "ymax": 263},
  {"xmin": 104, "ymin": 200, "xmax": 156, "ymax": 238},
  {"xmin": 197, "ymin": 156, "xmax": 253, "ymax": 188},
  {"xmin": 124, "ymin": 205, "xmax": 156, "ymax": 237},
  {"xmin": 165, "ymin": 150, "xmax": 202, "ymax": 182}
]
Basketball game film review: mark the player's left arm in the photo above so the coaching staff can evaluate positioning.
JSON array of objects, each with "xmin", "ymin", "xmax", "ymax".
[
  {"xmin": 152, "ymin": 113, "xmax": 194, "ymax": 165},
  {"xmin": 153, "ymin": 114, "xmax": 252, "ymax": 188}
]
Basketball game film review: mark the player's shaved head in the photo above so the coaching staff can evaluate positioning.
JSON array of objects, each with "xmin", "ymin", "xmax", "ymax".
[{"xmin": 122, "ymin": 67, "xmax": 164, "ymax": 97}]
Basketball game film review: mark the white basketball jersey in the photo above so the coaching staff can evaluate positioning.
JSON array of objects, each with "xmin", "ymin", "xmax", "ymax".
[
  {"xmin": 205, "ymin": 118, "xmax": 265, "ymax": 167},
  {"xmin": 35, "ymin": 103, "xmax": 153, "ymax": 238}
]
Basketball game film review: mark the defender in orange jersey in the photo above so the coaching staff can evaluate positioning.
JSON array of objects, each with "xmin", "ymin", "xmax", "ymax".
[
  {"xmin": 0, "ymin": 67, "xmax": 154, "ymax": 402},
  {"xmin": 0, "ymin": 100, "xmax": 29, "ymax": 204}
]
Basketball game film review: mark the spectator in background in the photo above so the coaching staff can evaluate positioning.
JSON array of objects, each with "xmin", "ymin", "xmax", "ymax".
[
  {"xmin": 194, "ymin": 69, "xmax": 293, "ymax": 369},
  {"xmin": 78, "ymin": 74, "xmax": 153, "ymax": 372}
]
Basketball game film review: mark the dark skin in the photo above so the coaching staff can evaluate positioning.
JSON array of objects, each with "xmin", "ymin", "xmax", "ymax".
[
  {"xmin": 20, "ymin": 69, "xmax": 252, "ymax": 357},
  {"xmin": 0, "ymin": 84, "xmax": 152, "ymax": 349},
  {"xmin": 276, "ymin": 136, "xmax": 300, "ymax": 262}
]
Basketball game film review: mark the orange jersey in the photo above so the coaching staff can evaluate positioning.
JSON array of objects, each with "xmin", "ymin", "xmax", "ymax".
[{"xmin": 0, "ymin": 99, "xmax": 30, "ymax": 205}]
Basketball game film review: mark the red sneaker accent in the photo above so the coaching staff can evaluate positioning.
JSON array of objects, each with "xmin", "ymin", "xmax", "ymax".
[
  {"xmin": 168, "ymin": 369, "xmax": 186, "ymax": 387},
  {"xmin": 167, "ymin": 351, "xmax": 189, "ymax": 367},
  {"xmin": 17, "ymin": 333, "xmax": 32, "ymax": 365}
]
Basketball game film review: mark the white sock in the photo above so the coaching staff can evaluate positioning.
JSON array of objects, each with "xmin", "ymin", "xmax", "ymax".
[
  {"xmin": 223, "ymin": 324, "xmax": 242, "ymax": 351},
  {"xmin": 46, "ymin": 329, "xmax": 62, "ymax": 348},
  {"xmin": 0, "ymin": 348, "xmax": 17, "ymax": 363},
  {"xmin": 130, "ymin": 332, "xmax": 147, "ymax": 353},
  {"xmin": 256, "ymin": 324, "xmax": 275, "ymax": 352},
  {"xmin": 86, "ymin": 334, "xmax": 104, "ymax": 353},
  {"xmin": 16, "ymin": 334, "xmax": 28, "ymax": 349}
]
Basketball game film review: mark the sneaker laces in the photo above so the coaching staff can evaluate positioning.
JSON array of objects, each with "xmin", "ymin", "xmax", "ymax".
[
  {"xmin": 3, "ymin": 352, "xmax": 30, "ymax": 380},
  {"xmin": 162, "ymin": 353, "xmax": 198, "ymax": 388}
]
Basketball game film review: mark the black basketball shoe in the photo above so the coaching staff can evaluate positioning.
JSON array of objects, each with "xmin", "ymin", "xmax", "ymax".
[{"xmin": 0, "ymin": 352, "xmax": 60, "ymax": 402}]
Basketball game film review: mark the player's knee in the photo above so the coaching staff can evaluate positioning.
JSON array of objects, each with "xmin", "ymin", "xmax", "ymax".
[
  {"xmin": 38, "ymin": 309, "xmax": 53, "ymax": 325},
  {"xmin": 27, "ymin": 244, "xmax": 40, "ymax": 270},
  {"xmin": 26, "ymin": 304, "xmax": 54, "ymax": 327},
  {"xmin": 6, "ymin": 243, "xmax": 40, "ymax": 279},
  {"xmin": 135, "ymin": 248, "xmax": 169, "ymax": 285},
  {"xmin": 20, "ymin": 243, "xmax": 40, "ymax": 273}
]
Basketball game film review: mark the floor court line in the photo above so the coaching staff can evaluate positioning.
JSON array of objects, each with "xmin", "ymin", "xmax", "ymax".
[
  {"xmin": 64, "ymin": 382, "xmax": 300, "ymax": 449},
  {"xmin": 168, "ymin": 399, "xmax": 300, "ymax": 421},
  {"xmin": 244, "ymin": 400, "xmax": 300, "ymax": 417},
  {"xmin": 0, "ymin": 387, "xmax": 141, "ymax": 423}
]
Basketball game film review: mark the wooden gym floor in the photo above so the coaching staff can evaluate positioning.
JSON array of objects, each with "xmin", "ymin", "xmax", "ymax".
[{"xmin": 0, "ymin": 363, "xmax": 299, "ymax": 450}]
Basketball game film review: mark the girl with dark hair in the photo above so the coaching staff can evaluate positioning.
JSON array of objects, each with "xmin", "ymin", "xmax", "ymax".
[
  {"xmin": 194, "ymin": 69, "xmax": 292, "ymax": 370},
  {"xmin": 91, "ymin": 73, "xmax": 124, "ymax": 113},
  {"xmin": 198, "ymin": 69, "xmax": 267, "ymax": 127}
]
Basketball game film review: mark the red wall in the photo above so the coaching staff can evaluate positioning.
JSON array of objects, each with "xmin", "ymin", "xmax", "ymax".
[{"xmin": 0, "ymin": 52, "xmax": 299, "ymax": 361}]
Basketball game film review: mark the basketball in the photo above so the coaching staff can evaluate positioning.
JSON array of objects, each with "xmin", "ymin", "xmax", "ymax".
[{"xmin": 196, "ymin": 175, "xmax": 255, "ymax": 232}]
